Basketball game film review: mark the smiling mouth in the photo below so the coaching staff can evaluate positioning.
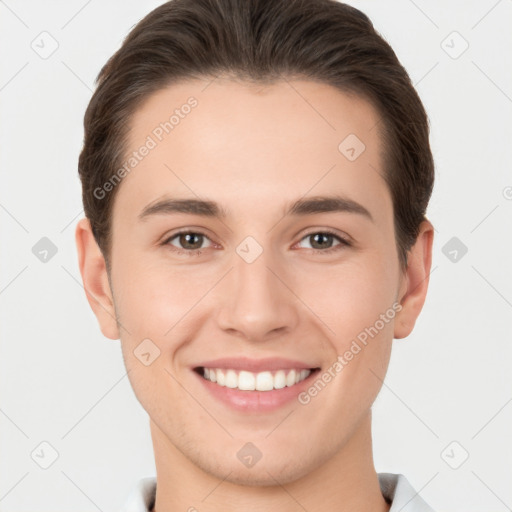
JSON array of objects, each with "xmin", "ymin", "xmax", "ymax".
[{"xmin": 194, "ymin": 367, "xmax": 320, "ymax": 392}]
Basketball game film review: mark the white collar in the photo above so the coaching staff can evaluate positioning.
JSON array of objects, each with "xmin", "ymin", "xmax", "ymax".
[{"xmin": 120, "ymin": 472, "xmax": 435, "ymax": 512}]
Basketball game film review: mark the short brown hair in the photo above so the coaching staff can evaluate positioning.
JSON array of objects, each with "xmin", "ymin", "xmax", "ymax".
[{"xmin": 78, "ymin": 0, "xmax": 434, "ymax": 271}]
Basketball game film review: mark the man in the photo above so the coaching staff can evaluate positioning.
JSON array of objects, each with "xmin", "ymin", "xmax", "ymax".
[{"xmin": 76, "ymin": 0, "xmax": 435, "ymax": 510}]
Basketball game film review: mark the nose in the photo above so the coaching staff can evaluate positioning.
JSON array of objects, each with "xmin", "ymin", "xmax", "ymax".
[{"xmin": 215, "ymin": 244, "xmax": 300, "ymax": 343}]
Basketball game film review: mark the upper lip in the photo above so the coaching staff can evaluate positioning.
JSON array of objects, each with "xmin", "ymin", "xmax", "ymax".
[{"xmin": 194, "ymin": 357, "xmax": 320, "ymax": 373}]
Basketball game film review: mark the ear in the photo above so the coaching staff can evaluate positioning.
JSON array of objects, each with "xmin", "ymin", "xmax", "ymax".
[
  {"xmin": 75, "ymin": 218, "xmax": 120, "ymax": 340},
  {"xmin": 394, "ymin": 219, "xmax": 434, "ymax": 339}
]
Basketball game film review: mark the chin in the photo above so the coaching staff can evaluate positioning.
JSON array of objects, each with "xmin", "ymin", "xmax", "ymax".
[{"xmin": 197, "ymin": 452, "xmax": 314, "ymax": 487}]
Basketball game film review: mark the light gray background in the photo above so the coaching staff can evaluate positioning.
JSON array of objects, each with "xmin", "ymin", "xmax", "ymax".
[{"xmin": 1, "ymin": 1, "xmax": 511, "ymax": 510}]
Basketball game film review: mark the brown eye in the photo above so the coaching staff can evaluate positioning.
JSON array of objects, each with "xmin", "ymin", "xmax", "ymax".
[
  {"xmin": 165, "ymin": 231, "xmax": 213, "ymax": 253},
  {"xmin": 297, "ymin": 231, "xmax": 350, "ymax": 253},
  {"xmin": 178, "ymin": 233, "xmax": 203, "ymax": 250},
  {"xmin": 309, "ymin": 233, "xmax": 335, "ymax": 250}
]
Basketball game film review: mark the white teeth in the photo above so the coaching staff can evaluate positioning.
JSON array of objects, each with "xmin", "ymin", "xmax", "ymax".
[
  {"xmin": 238, "ymin": 370, "xmax": 255, "ymax": 391},
  {"xmin": 201, "ymin": 367, "xmax": 312, "ymax": 391},
  {"xmin": 256, "ymin": 371, "xmax": 274, "ymax": 391},
  {"xmin": 225, "ymin": 369, "xmax": 238, "ymax": 389},
  {"xmin": 274, "ymin": 370, "xmax": 286, "ymax": 389},
  {"xmin": 286, "ymin": 369, "xmax": 296, "ymax": 387}
]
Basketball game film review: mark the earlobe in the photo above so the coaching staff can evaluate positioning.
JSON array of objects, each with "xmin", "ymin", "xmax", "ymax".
[
  {"xmin": 75, "ymin": 218, "xmax": 120, "ymax": 340},
  {"xmin": 394, "ymin": 220, "xmax": 434, "ymax": 339}
]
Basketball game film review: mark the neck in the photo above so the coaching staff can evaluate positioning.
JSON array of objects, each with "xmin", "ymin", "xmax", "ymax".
[{"xmin": 150, "ymin": 411, "xmax": 389, "ymax": 512}]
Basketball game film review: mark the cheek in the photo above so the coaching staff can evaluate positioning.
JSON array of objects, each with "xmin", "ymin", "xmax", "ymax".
[
  {"xmin": 112, "ymin": 260, "xmax": 201, "ymax": 416},
  {"xmin": 301, "ymin": 277, "xmax": 396, "ymax": 425},
  {"xmin": 113, "ymin": 240, "xmax": 399, "ymax": 352},
  {"xmin": 292, "ymin": 248, "xmax": 400, "ymax": 342},
  {"xmin": 111, "ymin": 254, "xmax": 216, "ymax": 335},
  {"xmin": 111, "ymin": 256, "xmax": 220, "ymax": 406},
  {"xmin": 292, "ymin": 250, "xmax": 398, "ymax": 405}
]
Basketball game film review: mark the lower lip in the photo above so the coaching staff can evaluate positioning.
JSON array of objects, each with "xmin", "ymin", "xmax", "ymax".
[{"xmin": 194, "ymin": 369, "xmax": 319, "ymax": 413}]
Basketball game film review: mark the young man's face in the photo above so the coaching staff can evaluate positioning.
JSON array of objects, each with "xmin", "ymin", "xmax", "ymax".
[{"xmin": 78, "ymin": 78, "xmax": 432, "ymax": 486}]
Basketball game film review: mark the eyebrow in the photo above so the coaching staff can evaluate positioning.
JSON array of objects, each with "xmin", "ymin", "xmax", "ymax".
[{"xmin": 138, "ymin": 194, "xmax": 373, "ymax": 222}]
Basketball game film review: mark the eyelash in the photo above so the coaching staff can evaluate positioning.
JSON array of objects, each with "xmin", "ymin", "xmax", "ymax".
[{"xmin": 162, "ymin": 229, "xmax": 351, "ymax": 256}]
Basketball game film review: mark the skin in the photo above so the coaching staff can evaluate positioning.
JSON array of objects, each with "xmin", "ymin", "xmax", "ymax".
[{"xmin": 76, "ymin": 77, "xmax": 433, "ymax": 512}]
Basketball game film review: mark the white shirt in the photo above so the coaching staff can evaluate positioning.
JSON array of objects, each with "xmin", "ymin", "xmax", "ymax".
[{"xmin": 119, "ymin": 473, "xmax": 435, "ymax": 512}]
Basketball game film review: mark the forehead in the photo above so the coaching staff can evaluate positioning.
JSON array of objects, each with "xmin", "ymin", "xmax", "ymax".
[{"xmin": 114, "ymin": 77, "xmax": 389, "ymax": 221}]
